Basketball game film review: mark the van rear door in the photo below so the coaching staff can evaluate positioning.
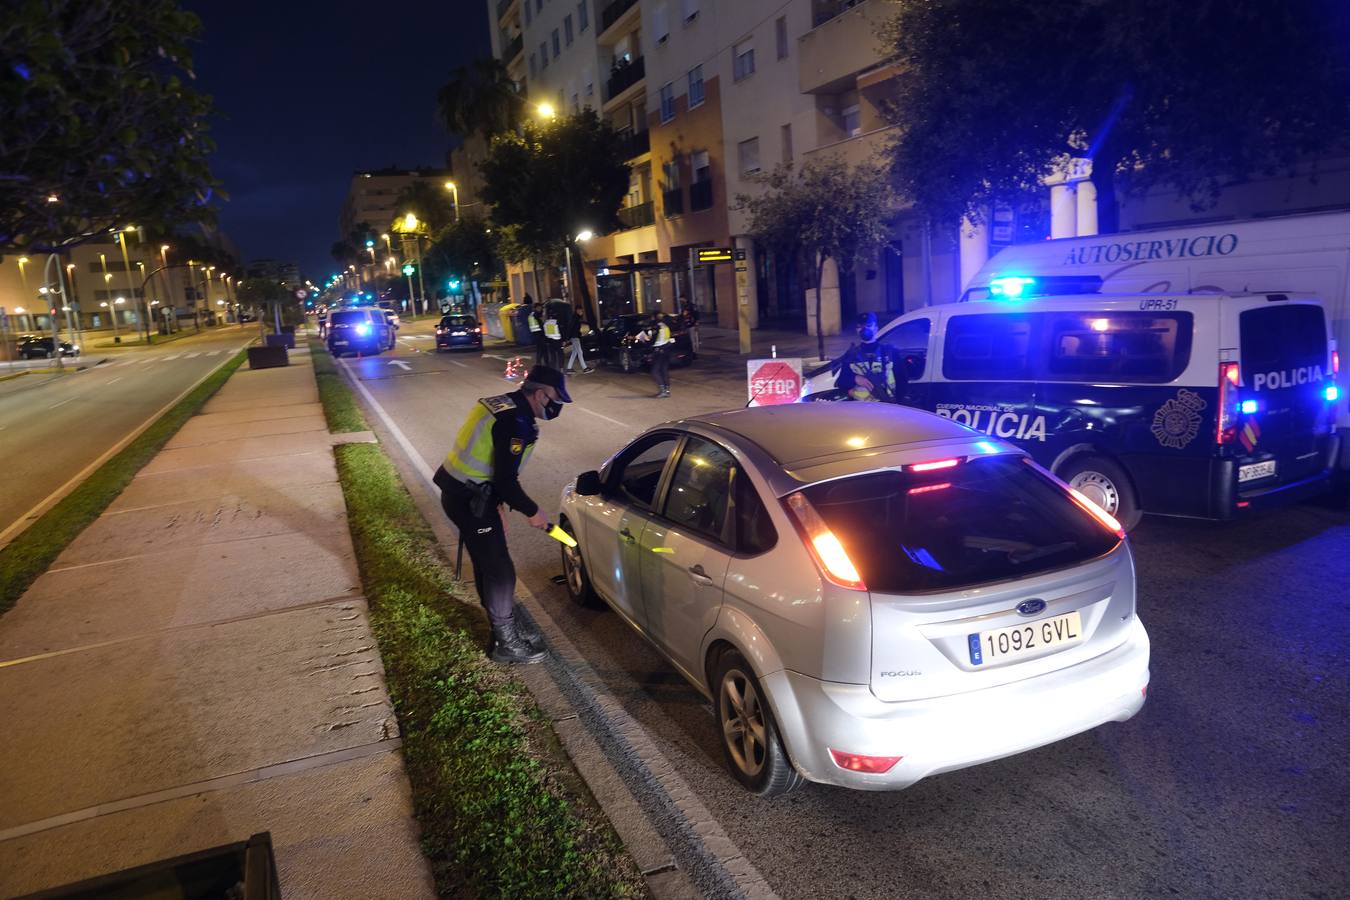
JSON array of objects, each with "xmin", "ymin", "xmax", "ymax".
[{"xmin": 1232, "ymin": 298, "xmax": 1332, "ymax": 489}]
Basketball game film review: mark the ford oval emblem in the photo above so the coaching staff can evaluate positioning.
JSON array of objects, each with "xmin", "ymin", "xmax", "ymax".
[{"xmin": 1016, "ymin": 598, "xmax": 1047, "ymax": 617}]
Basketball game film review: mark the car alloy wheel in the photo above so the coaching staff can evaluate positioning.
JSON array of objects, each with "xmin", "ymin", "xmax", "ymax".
[
  {"xmin": 714, "ymin": 650, "xmax": 803, "ymax": 796},
  {"xmin": 559, "ymin": 519, "xmax": 600, "ymax": 607}
]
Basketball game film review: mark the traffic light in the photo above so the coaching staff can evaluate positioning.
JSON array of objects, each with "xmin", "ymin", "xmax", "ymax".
[
  {"xmin": 447, "ymin": 278, "xmax": 461, "ymax": 291},
  {"xmin": 402, "ymin": 263, "xmax": 415, "ymax": 277}
]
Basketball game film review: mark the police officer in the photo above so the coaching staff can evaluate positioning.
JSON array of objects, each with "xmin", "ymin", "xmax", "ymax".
[
  {"xmin": 526, "ymin": 299, "xmax": 545, "ymax": 365},
  {"xmin": 433, "ymin": 364, "xmax": 571, "ymax": 664},
  {"xmin": 834, "ymin": 312, "xmax": 907, "ymax": 402},
  {"xmin": 543, "ymin": 302, "xmax": 565, "ymax": 369},
  {"xmin": 636, "ymin": 310, "xmax": 673, "ymax": 398}
]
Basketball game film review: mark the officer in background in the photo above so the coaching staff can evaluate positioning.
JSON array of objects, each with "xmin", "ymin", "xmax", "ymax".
[
  {"xmin": 834, "ymin": 311, "xmax": 907, "ymax": 403},
  {"xmin": 525, "ymin": 297, "xmax": 545, "ymax": 364},
  {"xmin": 543, "ymin": 302, "xmax": 565, "ymax": 368},
  {"xmin": 636, "ymin": 310, "xmax": 673, "ymax": 398},
  {"xmin": 433, "ymin": 365, "xmax": 571, "ymax": 664}
]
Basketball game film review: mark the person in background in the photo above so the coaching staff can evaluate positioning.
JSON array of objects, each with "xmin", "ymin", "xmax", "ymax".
[
  {"xmin": 833, "ymin": 311, "xmax": 907, "ymax": 403},
  {"xmin": 636, "ymin": 310, "xmax": 673, "ymax": 398},
  {"xmin": 543, "ymin": 301, "xmax": 565, "ymax": 368},
  {"xmin": 566, "ymin": 305, "xmax": 593, "ymax": 373},
  {"xmin": 524, "ymin": 295, "xmax": 545, "ymax": 365},
  {"xmin": 681, "ymin": 301, "xmax": 700, "ymax": 352}
]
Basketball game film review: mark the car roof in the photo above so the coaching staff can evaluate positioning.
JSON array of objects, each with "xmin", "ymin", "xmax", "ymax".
[{"xmin": 676, "ymin": 403, "xmax": 996, "ymax": 494}]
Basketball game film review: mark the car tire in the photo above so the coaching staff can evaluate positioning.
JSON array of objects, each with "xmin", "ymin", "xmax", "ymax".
[
  {"xmin": 620, "ymin": 348, "xmax": 634, "ymax": 373},
  {"xmin": 559, "ymin": 519, "xmax": 602, "ymax": 608},
  {"xmin": 713, "ymin": 649, "xmax": 804, "ymax": 797},
  {"xmin": 1058, "ymin": 454, "xmax": 1142, "ymax": 531}
]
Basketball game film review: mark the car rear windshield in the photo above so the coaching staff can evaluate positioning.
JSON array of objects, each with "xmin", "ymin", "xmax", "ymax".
[
  {"xmin": 330, "ymin": 310, "xmax": 370, "ymax": 325},
  {"xmin": 800, "ymin": 455, "xmax": 1121, "ymax": 594},
  {"xmin": 443, "ymin": 316, "xmax": 476, "ymax": 327},
  {"xmin": 1240, "ymin": 304, "xmax": 1326, "ymax": 376}
]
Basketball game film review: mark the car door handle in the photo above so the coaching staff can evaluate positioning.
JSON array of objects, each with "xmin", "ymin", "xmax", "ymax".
[
  {"xmin": 688, "ymin": 564, "xmax": 714, "ymax": 585},
  {"xmin": 619, "ymin": 527, "xmax": 636, "ymax": 544}
]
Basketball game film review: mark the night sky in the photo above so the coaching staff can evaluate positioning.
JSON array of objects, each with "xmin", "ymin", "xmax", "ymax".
[{"xmin": 182, "ymin": 1, "xmax": 490, "ymax": 280}]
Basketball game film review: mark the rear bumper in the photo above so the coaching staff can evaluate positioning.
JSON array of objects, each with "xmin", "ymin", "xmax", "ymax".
[
  {"xmin": 765, "ymin": 618, "xmax": 1150, "ymax": 791},
  {"xmin": 1211, "ymin": 434, "xmax": 1338, "ymax": 517},
  {"xmin": 436, "ymin": 335, "xmax": 482, "ymax": 349}
]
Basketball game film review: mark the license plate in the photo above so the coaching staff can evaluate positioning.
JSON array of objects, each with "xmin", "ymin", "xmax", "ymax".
[
  {"xmin": 333, "ymin": 340, "xmax": 348, "ymax": 346},
  {"xmin": 1239, "ymin": 460, "xmax": 1277, "ymax": 483},
  {"xmin": 968, "ymin": 611, "xmax": 1083, "ymax": 666},
  {"xmin": 451, "ymin": 331, "xmax": 466, "ymax": 336}
]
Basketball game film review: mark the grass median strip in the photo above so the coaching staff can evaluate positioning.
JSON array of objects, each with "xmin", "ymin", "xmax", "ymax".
[
  {"xmin": 309, "ymin": 338, "xmax": 367, "ymax": 433},
  {"xmin": 320, "ymin": 343, "xmax": 646, "ymax": 898},
  {"xmin": 0, "ymin": 349, "xmax": 247, "ymax": 617}
]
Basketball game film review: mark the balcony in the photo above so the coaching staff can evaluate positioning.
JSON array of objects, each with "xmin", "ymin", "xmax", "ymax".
[
  {"xmin": 496, "ymin": 0, "xmax": 516, "ymax": 22},
  {"xmin": 617, "ymin": 201, "xmax": 655, "ymax": 230},
  {"xmin": 616, "ymin": 127, "xmax": 651, "ymax": 160},
  {"xmin": 606, "ymin": 56, "xmax": 645, "ymax": 103},
  {"xmin": 689, "ymin": 179, "xmax": 713, "ymax": 212},
  {"xmin": 600, "ymin": 0, "xmax": 640, "ymax": 35},
  {"xmin": 504, "ymin": 33, "xmax": 524, "ymax": 63},
  {"xmin": 799, "ymin": 0, "xmax": 888, "ymax": 94},
  {"xmin": 663, "ymin": 188, "xmax": 684, "ymax": 217},
  {"xmin": 802, "ymin": 124, "xmax": 898, "ymax": 170}
]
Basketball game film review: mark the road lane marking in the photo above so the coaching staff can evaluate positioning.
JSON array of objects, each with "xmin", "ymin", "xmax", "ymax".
[
  {"xmin": 450, "ymin": 360, "xmax": 469, "ymax": 368},
  {"xmin": 105, "ymin": 377, "xmax": 121, "ymax": 385},
  {"xmin": 575, "ymin": 405, "xmax": 629, "ymax": 428},
  {"xmin": 163, "ymin": 354, "xmax": 181, "ymax": 361},
  {"xmin": 48, "ymin": 397, "xmax": 76, "ymax": 409},
  {"xmin": 388, "ymin": 360, "xmax": 411, "ymax": 371},
  {"xmin": 183, "ymin": 352, "xmax": 201, "ymax": 359}
]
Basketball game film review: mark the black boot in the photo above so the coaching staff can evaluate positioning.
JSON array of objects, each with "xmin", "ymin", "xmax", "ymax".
[
  {"xmin": 513, "ymin": 606, "xmax": 545, "ymax": 650},
  {"xmin": 490, "ymin": 622, "xmax": 546, "ymax": 665}
]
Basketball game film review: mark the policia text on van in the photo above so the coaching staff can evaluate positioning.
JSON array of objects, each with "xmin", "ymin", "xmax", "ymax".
[{"xmin": 805, "ymin": 286, "xmax": 1340, "ymax": 527}]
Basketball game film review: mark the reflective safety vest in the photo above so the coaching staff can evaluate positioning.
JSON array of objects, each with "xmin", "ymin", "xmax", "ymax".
[
  {"xmin": 846, "ymin": 345, "xmax": 898, "ymax": 402},
  {"xmin": 444, "ymin": 396, "xmax": 535, "ymax": 483},
  {"xmin": 527, "ymin": 312, "xmax": 542, "ymax": 333},
  {"xmin": 653, "ymin": 322, "xmax": 672, "ymax": 347},
  {"xmin": 544, "ymin": 317, "xmax": 561, "ymax": 339}
]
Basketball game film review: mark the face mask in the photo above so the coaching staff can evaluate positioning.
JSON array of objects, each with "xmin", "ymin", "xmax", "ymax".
[
  {"xmin": 542, "ymin": 399, "xmax": 563, "ymax": 420},
  {"xmin": 858, "ymin": 326, "xmax": 877, "ymax": 342}
]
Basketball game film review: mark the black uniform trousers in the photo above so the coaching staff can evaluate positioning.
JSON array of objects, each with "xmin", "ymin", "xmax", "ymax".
[
  {"xmin": 439, "ymin": 477, "xmax": 517, "ymax": 627},
  {"xmin": 650, "ymin": 346, "xmax": 671, "ymax": 391}
]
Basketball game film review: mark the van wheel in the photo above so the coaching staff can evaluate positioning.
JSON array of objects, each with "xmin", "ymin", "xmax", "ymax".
[
  {"xmin": 1060, "ymin": 455, "xmax": 1142, "ymax": 531},
  {"xmin": 559, "ymin": 519, "xmax": 602, "ymax": 608},
  {"xmin": 714, "ymin": 649, "xmax": 804, "ymax": 797}
]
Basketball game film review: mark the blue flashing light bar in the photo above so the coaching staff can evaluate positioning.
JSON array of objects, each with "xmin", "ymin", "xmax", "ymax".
[
  {"xmin": 1327, "ymin": 384, "xmax": 1341, "ymax": 403},
  {"xmin": 1240, "ymin": 399, "xmax": 1258, "ymax": 415},
  {"xmin": 989, "ymin": 276, "xmax": 1036, "ymax": 298}
]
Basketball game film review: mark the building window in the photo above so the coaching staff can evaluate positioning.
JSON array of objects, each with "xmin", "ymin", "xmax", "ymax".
[
  {"xmin": 540, "ymin": 42, "xmax": 548, "ymax": 68},
  {"xmin": 653, "ymin": 3, "xmax": 669, "ymax": 44},
  {"xmin": 690, "ymin": 149, "xmax": 713, "ymax": 210},
  {"xmin": 572, "ymin": 92, "xmax": 580, "ymax": 112},
  {"xmin": 682, "ymin": 0, "xmax": 699, "ymax": 23},
  {"xmin": 564, "ymin": 14, "xmax": 574, "ymax": 45},
  {"xmin": 687, "ymin": 65, "xmax": 704, "ymax": 108},
  {"xmin": 584, "ymin": 66, "xmax": 594, "ymax": 97},
  {"xmin": 776, "ymin": 16, "xmax": 788, "ymax": 60},
  {"xmin": 781, "ymin": 123, "xmax": 793, "ymax": 162},
  {"xmin": 842, "ymin": 103, "xmax": 861, "ymax": 137},
  {"xmin": 738, "ymin": 137, "xmax": 760, "ymax": 175},
  {"xmin": 529, "ymin": 52, "xmax": 537, "ymax": 77},
  {"xmin": 733, "ymin": 39, "xmax": 755, "ymax": 81},
  {"xmin": 578, "ymin": 1, "xmax": 589, "ymax": 31},
  {"xmin": 662, "ymin": 158, "xmax": 683, "ymax": 216},
  {"xmin": 535, "ymin": 0, "xmax": 543, "ymax": 11},
  {"xmin": 524, "ymin": 0, "xmax": 531, "ymax": 25},
  {"xmin": 659, "ymin": 82, "xmax": 675, "ymax": 123},
  {"xmin": 552, "ymin": 29, "xmax": 560, "ymax": 57}
]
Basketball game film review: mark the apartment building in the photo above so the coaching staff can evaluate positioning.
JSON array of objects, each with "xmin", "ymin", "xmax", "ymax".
[{"xmin": 339, "ymin": 167, "xmax": 453, "ymax": 240}]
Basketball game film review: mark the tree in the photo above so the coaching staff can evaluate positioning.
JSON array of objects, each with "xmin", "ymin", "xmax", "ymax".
[
  {"xmin": 740, "ymin": 161, "xmax": 894, "ymax": 361},
  {"xmin": 881, "ymin": 0, "xmax": 1350, "ymax": 233},
  {"xmin": 424, "ymin": 213, "xmax": 498, "ymax": 296},
  {"xmin": 0, "ymin": 0, "xmax": 220, "ymax": 255},
  {"xmin": 437, "ymin": 57, "xmax": 523, "ymax": 140},
  {"xmin": 393, "ymin": 181, "xmax": 456, "ymax": 235},
  {"xmin": 479, "ymin": 110, "xmax": 629, "ymax": 324},
  {"xmin": 236, "ymin": 276, "xmax": 295, "ymax": 334}
]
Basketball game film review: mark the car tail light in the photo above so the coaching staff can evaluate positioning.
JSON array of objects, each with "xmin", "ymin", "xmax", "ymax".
[
  {"xmin": 474, "ymin": 327, "xmax": 482, "ymax": 333},
  {"xmin": 909, "ymin": 457, "xmax": 960, "ymax": 472},
  {"xmin": 829, "ymin": 749, "xmax": 901, "ymax": 774},
  {"xmin": 435, "ymin": 327, "xmax": 445, "ymax": 335},
  {"xmin": 908, "ymin": 481, "xmax": 951, "ymax": 495},
  {"xmin": 1333, "ymin": 349, "xmax": 1340, "ymax": 376},
  {"xmin": 783, "ymin": 491, "xmax": 865, "ymax": 590},
  {"xmin": 1067, "ymin": 488, "xmax": 1126, "ymax": 539},
  {"xmin": 1216, "ymin": 361, "xmax": 1240, "ymax": 446}
]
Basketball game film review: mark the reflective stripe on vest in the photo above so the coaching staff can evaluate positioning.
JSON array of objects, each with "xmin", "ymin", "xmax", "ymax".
[
  {"xmin": 444, "ymin": 397, "xmax": 535, "ymax": 483},
  {"xmin": 527, "ymin": 314, "xmax": 542, "ymax": 333},
  {"xmin": 654, "ymin": 322, "xmax": 672, "ymax": 347},
  {"xmin": 544, "ymin": 318, "xmax": 561, "ymax": 339}
]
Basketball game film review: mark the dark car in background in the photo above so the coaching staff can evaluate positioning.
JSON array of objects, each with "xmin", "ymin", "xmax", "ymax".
[
  {"xmin": 18, "ymin": 335, "xmax": 80, "ymax": 359},
  {"xmin": 326, "ymin": 307, "xmax": 394, "ymax": 357},
  {"xmin": 582, "ymin": 313, "xmax": 694, "ymax": 373},
  {"xmin": 435, "ymin": 313, "xmax": 483, "ymax": 351}
]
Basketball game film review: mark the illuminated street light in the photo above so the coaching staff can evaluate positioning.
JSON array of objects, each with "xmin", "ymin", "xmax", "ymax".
[
  {"xmin": 536, "ymin": 102, "xmax": 556, "ymax": 119},
  {"xmin": 574, "ymin": 229, "xmax": 594, "ymax": 242},
  {"xmin": 444, "ymin": 181, "xmax": 460, "ymax": 221}
]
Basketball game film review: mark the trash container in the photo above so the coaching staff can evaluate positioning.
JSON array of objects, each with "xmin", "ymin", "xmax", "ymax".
[
  {"xmin": 498, "ymin": 303, "xmax": 524, "ymax": 344},
  {"xmin": 510, "ymin": 305, "xmax": 537, "ymax": 347}
]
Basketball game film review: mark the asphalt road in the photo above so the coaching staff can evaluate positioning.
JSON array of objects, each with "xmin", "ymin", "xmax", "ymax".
[
  {"xmin": 0, "ymin": 325, "xmax": 252, "ymax": 541},
  {"xmin": 343, "ymin": 321, "xmax": 1349, "ymax": 900}
]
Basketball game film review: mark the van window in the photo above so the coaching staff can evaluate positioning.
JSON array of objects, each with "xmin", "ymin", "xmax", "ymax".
[
  {"xmin": 890, "ymin": 317, "xmax": 930, "ymax": 379},
  {"xmin": 1240, "ymin": 304, "xmax": 1327, "ymax": 375},
  {"xmin": 943, "ymin": 314, "xmax": 1034, "ymax": 380},
  {"xmin": 1043, "ymin": 312, "xmax": 1192, "ymax": 383},
  {"xmin": 330, "ymin": 310, "xmax": 372, "ymax": 326}
]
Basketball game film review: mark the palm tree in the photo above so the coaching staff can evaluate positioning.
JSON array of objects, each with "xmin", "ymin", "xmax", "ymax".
[{"xmin": 437, "ymin": 58, "xmax": 523, "ymax": 140}]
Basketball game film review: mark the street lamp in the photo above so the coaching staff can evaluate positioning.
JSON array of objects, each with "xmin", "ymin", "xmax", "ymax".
[
  {"xmin": 537, "ymin": 101, "xmax": 556, "ymax": 120},
  {"xmin": 115, "ymin": 226, "xmax": 143, "ymax": 341},
  {"xmin": 444, "ymin": 181, "xmax": 460, "ymax": 221}
]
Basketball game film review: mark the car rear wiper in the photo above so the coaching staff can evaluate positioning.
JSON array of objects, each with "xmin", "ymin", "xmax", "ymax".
[{"xmin": 1008, "ymin": 541, "xmax": 1077, "ymax": 564}]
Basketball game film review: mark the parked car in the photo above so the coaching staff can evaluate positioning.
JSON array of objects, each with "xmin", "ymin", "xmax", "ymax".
[
  {"xmin": 435, "ymin": 313, "xmax": 483, "ymax": 351},
  {"xmin": 557, "ymin": 403, "xmax": 1148, "ymax": 795},
  {"xmin": 326, "ymin": 307, "xmax": 394, "ymax": 357},
  {"xmin": 18, "ymin": 335, "xmax": 80, "ymax": 359},
  {"xmin": 581, "ymin": 313, "xmax": 695, "ymax": 372}
]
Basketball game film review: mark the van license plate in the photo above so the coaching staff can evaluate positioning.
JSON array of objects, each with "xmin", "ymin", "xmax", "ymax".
[
  {"xmin": 1239, "ymin": 460, "xmax": 1277, "ymax": 483},
  {"xmin": 968, "ymin": 611, "xmax": 1083, "ymax": 666},
  {"xmin": 333, "ymin": 340, "xmax": 348, "ymax": 346}
]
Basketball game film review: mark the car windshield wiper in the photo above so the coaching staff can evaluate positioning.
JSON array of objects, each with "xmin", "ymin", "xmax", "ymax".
[{"xmin": 1009, "ymin": 541, "xmax": 1077, "ymax": 564}]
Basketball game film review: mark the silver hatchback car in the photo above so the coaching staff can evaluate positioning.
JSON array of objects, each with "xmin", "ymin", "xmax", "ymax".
[{"xmin": 558, "ymin": 404, "xmax": 1150, "ymax": 794}]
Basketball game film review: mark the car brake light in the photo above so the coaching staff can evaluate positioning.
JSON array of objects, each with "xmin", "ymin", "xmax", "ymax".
[
  {"xmin": 1333, "ymin": 349, "xmax": 1340, "ymax": 375},
  {"xmin": 909, "ymin": 457, "xmax": 960, "ymax": 472},
  {"xmin": 1067, "ymin": 488, "xmax": 1126, "ymax": 539},
  {"xmin": 1216, "ymin": 361, "xmax": 1240, "ymax": 446},
  {"xmin": 829, "ymin": 749, "xmax": 901, "ymax": 774},
  {"xmin": 908, "ymin": 482, "xmax": 951, "ymax": 495},
  {"xmin": 784, "ymin": 492, "xmax": 865, "ymax": 590}
]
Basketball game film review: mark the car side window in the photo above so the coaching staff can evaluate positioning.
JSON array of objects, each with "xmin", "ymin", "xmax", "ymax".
[
  {"xmin": 889, "ymin": 317, "xmax": 931, "ymax": 379},
  {"xmin": 943, "ymin": 313, "xmax": 1036, "ymax": 380},
  {"xmin": 663, "ymin": 437, "xmax": 735, "ymax": 543},
  {"xmin": 613, "ymin": 435, "xmax": 680, "ymax": 510},
  {"xmin": 731, "ymin": 470, "xmax": 776, "ymax": 554}
]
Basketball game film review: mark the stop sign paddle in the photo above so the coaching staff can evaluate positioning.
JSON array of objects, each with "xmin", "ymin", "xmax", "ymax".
[{"xmin": 747, "ymin": 358, "xmax": 803, "ymax": 406}]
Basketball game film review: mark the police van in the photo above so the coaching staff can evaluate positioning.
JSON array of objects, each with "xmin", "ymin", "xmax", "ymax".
[{"xmin": 803, "ymin": 279, "xmax": 1340, "ymax": 527}]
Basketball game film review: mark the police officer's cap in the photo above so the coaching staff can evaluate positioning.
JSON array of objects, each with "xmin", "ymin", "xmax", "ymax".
[
  {"xmin": 524, "ymin": 364, "xmax": 572, "ymax": 403},
  {"xmin": 856, "ymin": 312, "xmax": 878, "ymax": 328}
]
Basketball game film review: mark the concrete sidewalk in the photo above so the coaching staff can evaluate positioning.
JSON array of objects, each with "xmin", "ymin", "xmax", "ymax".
[{"xmin": 0, "ymin": 345, "xmax": 435, "ymax": 898}]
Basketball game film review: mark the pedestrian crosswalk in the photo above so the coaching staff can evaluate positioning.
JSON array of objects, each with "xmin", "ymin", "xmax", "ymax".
[{"xmin": 103, "ymin": 349, "xmax": 229, "ymax": 368}]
